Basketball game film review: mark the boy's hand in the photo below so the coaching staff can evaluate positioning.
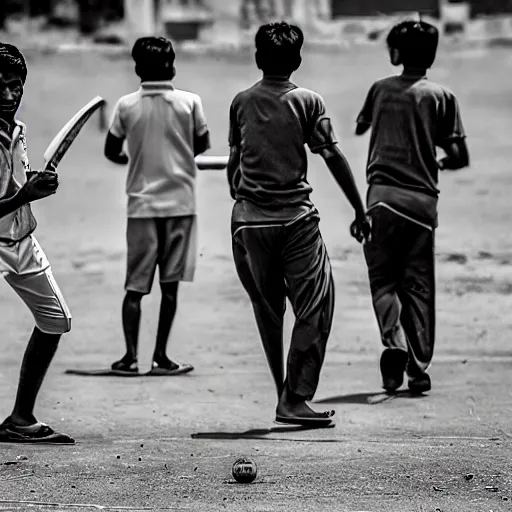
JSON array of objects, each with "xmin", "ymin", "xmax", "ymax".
[
  {"xmin": 438, "ymin": 139, "xmax": 469, "ymax": 172},
  {"xmin": 21, "ymin": 170, "xmax": 59, "ymax": 202},
  {"xmin": 116, "ymin": 152, "xmax": 129, "ymax": 165},
  {"xmin": 350, "ymin": 215, "xmax": 371, "ymax": 243},
  {"xmin": 106, "ymin": 152, "xmax": 129, "ymax": 165}
]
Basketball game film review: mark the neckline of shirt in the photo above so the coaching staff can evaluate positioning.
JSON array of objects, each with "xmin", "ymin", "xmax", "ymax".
[
  {"xmin": 401, "ymin": 70, "xmax": 427, "ymax": 79},
  {"xmin": 262, "ymin": 75, "xmax": 292, "ymax": 83},
  {"xmin": 140, "ymin": 81, "xmax": 175, "ymax": 91}
]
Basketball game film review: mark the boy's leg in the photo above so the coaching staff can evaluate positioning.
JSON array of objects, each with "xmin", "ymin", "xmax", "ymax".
[
  {"xmin": 0, "ymin": 236, "xmax": 74, "ymax": 444},
  {"xmin": 232, "ymin": 223, "xmax": 286, "ymax": 398},
  {"xmin": 363, "ymin": 206, "xmax": 409, "ymax": 392},
  {"xmin": 278, "ymin": 213, "xmax": 336, "ymax": 425},
  {"xmin": 397, "ymin": 225, "xmax": 436, "ymax": 393},
  {"xmin": 153, "ymin": 281, "xmax": 179, "ymax": 365},
  {"xmin": 115, "ymin": 290, "xmax": 144, "ymax": 371},
  {"xmin": 113, "ymin": 218, "xmax": 158, "ymax": 374},
  {"xmin": 10, "ymin": 328, "xmax": 60, "ymax": 425},
  {"xmin": 149, "ymin": 217, "xmax": 196, "ymax": 375}
]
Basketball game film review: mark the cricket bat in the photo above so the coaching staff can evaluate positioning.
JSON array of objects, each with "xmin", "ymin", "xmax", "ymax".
[
  {"xmin": 43, "ymin": 96, "xmax": 106, "ymax": 172},
  {"xmin": 195, "ymin": 155, "xmax": 228, "ymax": 170}
]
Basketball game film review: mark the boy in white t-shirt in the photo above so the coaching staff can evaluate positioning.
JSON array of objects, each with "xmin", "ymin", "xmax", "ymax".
[
  {"xmin": 105, "ymin": 37, "xmax": 210, "ymax": 376},
  {"xmin": 0, "ymin": 43, "xmax": 74, "ymax": 444}
]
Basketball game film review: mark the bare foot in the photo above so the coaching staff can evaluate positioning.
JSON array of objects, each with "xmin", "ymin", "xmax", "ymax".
[{"xmin": 275, "ymin": 387, "xmax": 335, "ymax": 426}]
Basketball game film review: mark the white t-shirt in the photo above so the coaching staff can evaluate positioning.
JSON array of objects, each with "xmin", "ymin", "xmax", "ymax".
[
  {"xmin": 0, "ymin": 120, "xmax": 37, "ymax": 244},
  {"xmin": 109, "ymin": 81, "xmax": 209, "ymax": 218}
]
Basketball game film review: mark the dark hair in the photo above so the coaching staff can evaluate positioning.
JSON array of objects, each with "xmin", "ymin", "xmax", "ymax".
[
  {"xmin": 131, "ymin": 37, "xmax": 175, "ymax": 81},
  {"xmin": 255, "ymin": 22, "xmax": 304, "ymax": 76},
  {"xmin": 386, "ymin": 20, "xmax": 439, "ymax": 69},
  {"xmin": 0, "ymin": 43, "xmax": 27, "ymax": 83}
]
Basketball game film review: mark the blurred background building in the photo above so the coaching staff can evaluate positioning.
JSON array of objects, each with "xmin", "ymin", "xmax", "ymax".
[{"xmin": 1, "ymin": 1, "xmax": 512, "ymax": 43}]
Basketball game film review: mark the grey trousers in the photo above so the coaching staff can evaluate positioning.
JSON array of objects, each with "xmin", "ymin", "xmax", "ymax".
[
  {"xmin": 363, "ymin": 204, "xmax": 436, "ymax": 377},
  {"xmin": 232, "ymin": 210, "xmax": 335, "ymax": 400}
]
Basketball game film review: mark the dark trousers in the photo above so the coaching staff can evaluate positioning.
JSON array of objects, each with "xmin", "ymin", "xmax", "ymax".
[
  {"xmin": 363, "ymin": 205, "xmax": 435, "ymax": 377},
  {"xmin": 232, "ymin": 211, "xmax": 335, "ymax": 401}
]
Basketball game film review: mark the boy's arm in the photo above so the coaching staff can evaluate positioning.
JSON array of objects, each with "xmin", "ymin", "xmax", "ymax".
[
  {"xmin": 308, "ymin": 101, "xmax": 366, "ymax": 217},
  {"xmin": 308, "ymin": 108, "xmax": 369, "ymax": 242},
  {"xmin": 104, "ymin": 132, "xmax": 128, "ymax": 165},
  {"xmin": 193, "ymin": 96, "xmax": 211, "ymax": 157},
  {"xmin": 104, "ymin": 99, "xmax": 128, "ymax": 165},
  {"xmin": 194, "ymin": 131, "xmax": 211, "ymax": 157},
  {"xmin": 319, "ymin": 143, "xmax": 370, "ymax": 243},
  {"xmin": 227, "ymin": 145, "xmax": 241, "ymax": 200},
  {"xmin": 226, "ymin": 100, "xmax": 241, "ymax": 200},
  {"xmin": 355, "ymin": 84, "xmax": 376, "ymax": 136},
  {"xmin": 437, "ymin": 92, "xmax": 469, "ymax": 171},
  {"xmin": 439, "ymin": 138, "xmax": 469, "ymax": 171},
  {"xmin": 0, "ymin": 168, "xmax": 58, "ymax": 220},
  {"xmin": 318, "ymin": 143, "xmax": 366, "ymax": 219}
]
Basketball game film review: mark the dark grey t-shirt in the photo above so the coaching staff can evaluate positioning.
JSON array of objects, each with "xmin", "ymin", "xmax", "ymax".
[
  {"xmin": 357, "ymin": 73, "xmax": 466, "ymax": 226},
  {"xmin": 229, "ymin": 76, "xmax": 337, "ymax": 223}
]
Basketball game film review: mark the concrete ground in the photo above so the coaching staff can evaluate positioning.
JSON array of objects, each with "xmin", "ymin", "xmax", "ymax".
[{"xmin": 0, "ymin": 42, "xmax": 512, "ymax": 511}]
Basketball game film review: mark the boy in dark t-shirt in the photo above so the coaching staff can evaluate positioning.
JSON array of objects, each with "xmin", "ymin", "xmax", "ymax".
[
  {"xmin": 228, "ymin": 22, "xmax": 369, "ymax": 427},
  {"xmin": 355, "ymin": 21, "xmax": 469, "ymax": 394}
]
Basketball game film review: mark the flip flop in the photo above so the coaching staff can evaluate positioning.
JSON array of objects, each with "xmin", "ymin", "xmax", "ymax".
[
  {"xmin": 145, "ymin": 362, "xmax": 194, "ymax": 376},
  {"xmin": 66, "ymin": 359, "xmax": 141, "ymax": 377},
  {"xmin": 274, "ymin": 410, "xmax": 335, "ymax": 428},
  {"xmin": 0, "ymin": 421, "xmax": 75, "ymax": 445},
  {"xmin": 65, "ymin": 368, "xmax": 141, "ymax": 377}
]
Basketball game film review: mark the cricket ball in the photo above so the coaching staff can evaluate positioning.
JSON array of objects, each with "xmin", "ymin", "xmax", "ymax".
[{"xmin": 232, "ymin": 457, "xmax": 257, "ymax": 483}]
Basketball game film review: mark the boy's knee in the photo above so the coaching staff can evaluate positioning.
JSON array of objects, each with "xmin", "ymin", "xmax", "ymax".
[
  {"xmin": 37, "ymin": 315, "xmax": 71, "ymax": 336},
  {"xmin": 160, "ymin": 281, "xmax": 178, "ymax": 298},
  {"xmin": 125, "ymin": 290, "xmax": 144, "ymax": 303},
  {"xmin": 401, "ymin": 276, "xmax": 431, "ymax": 297}
]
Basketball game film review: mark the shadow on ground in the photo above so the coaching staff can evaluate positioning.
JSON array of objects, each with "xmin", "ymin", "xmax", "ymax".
[
  {"xmin": 191, "ymin": 424, "xmax": 336, "ymax": 441},
  {"xmin": 314, "ymin": 390, "xmax": 427, "ymax": 404}
]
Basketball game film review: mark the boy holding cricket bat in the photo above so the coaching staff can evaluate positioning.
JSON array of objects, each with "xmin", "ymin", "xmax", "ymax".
[
  {"xmin": 105, "ymin": 37, "xmax": 211, "ymax": 376},
  {"xmin": 0, "ymin": 43, "xmax": 74, "ymax": 444}
]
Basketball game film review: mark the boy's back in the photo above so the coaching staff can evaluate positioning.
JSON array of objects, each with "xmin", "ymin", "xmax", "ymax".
[
  {"xmin": 356, "ymin": 20, "xmax": 470, "ymax": 396},
  {"xmin": 104, "ymin": 37, "xmax": 211, "ymax": 378},
  {"xmin": 111, "ymin": 82, "xmax": 207, "ymax": 218},
  {"xmin": 230, "ymin": 77, "xmax": 331, "ymax": 214},
  {"xmin": 227, "ymin": 22, "xmax": 368, "ymax": 428},
  {"xmin": 359, "ymin": 74, "xmax": 464, "ymax": 198}
]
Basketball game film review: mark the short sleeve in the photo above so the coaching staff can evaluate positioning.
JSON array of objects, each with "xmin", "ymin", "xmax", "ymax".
[
  {"xmin": 109, "ymin": 99, "xmax": 125, "ymax": 139},
  {"xmin": 356, "ymin": 83, "xmax": 377, "ymax": 126},
  {"xmin": 228, "ymin": 99, "xmax": 241, "ymax": 147},
  {"xmin": 307, "ymin": 93, "xmax": 338, "ymax": 154},
  {"xmin": 437, "ymin": 91, "xmax": 466, "ymax": 145},
  {"xmin": 193, "ymin": 96, "xmax": 208, "ymax": 137}
]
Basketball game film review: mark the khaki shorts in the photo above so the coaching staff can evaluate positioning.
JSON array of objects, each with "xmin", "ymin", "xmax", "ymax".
[
  {"xmin": 125, "ymin": 216, "xmax": 197, "ymax": 295},
  {"xmin": 0, "ymin": 235, "xmax": 72, "ymax": 335}
]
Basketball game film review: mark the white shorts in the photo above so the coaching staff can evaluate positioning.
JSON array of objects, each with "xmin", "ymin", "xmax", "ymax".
[{"xmin": 0, "ymin": 235, "xmax": 72, "ymax": 335}]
